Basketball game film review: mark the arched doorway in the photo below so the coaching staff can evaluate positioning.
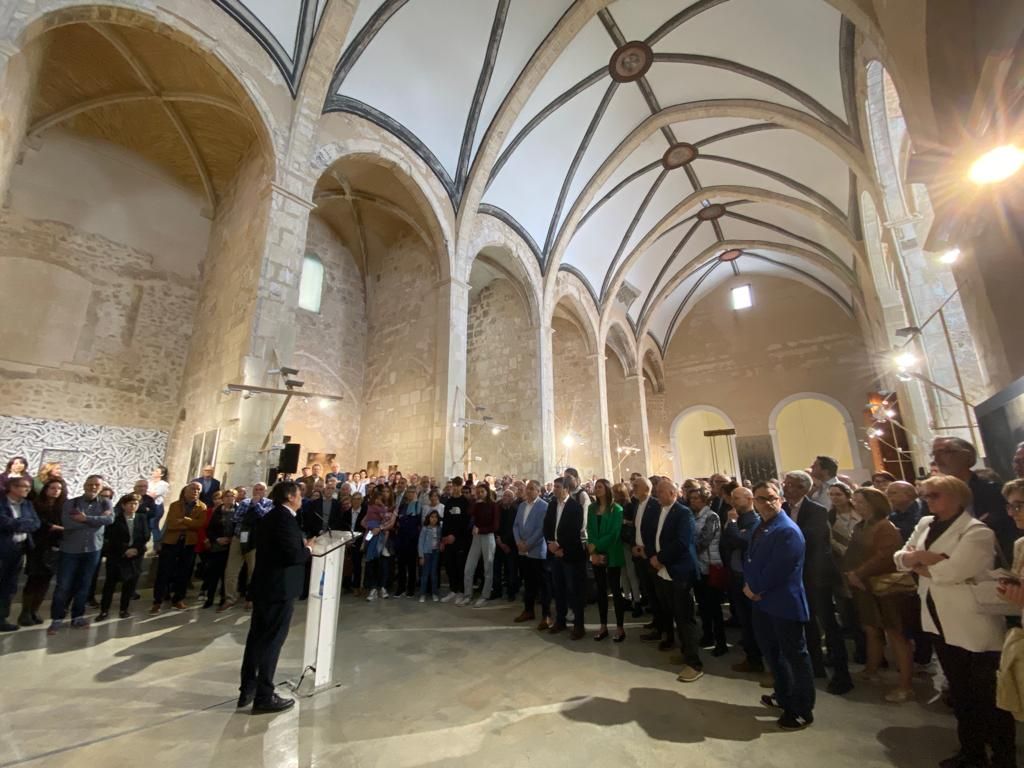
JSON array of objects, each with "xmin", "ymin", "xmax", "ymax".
[
  {"xmin": 770, "ymin": 393, "xmax": 859, "ymax": 475},
  {"xmin": 670, "ymin": 406, "xmax": 740, "ymax": 482}
]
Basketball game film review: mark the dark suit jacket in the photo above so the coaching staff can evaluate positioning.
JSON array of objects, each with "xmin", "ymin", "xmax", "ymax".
[
  {"xmin": 103, "ymin": 513, "xmax": 151, "ymax": 579},
  {"xmin": 636, "ymin": 497, "xmax": 662, "ymax": 558},
  {"xmin": 654, "ymin": 501, "xmax": 699, "ymax": 584},
  {"xmin": 300, "ymin": 497, "xmax": 343, "ymax": 537},
  {"xmin": 250, "ymin": 504, "xmax": 312, "ymax": 603},
  {"xmin": 889, "ymin": 499, "xmax": 923, "ymax": 543},
  {"xmin": 743, "ymin": 511, "xmax": 809, "ymax": 622},
  {"xmin": 543, "ymin": 497, "xmax": 587, "ymax": 563},
  {"xmin": 192, "ymin": 476, "xmax": 221, "ymax": 507},
  {"xmin": 970, "ymin": 472, "xmax": 1019, "ymax": 564},
  {"xmin": 721, "ymin": 509, "xmax": 761, "ymax": 571},
  {"xmin": 785, "ymin": 497, "xmax": 836, "ymax": 590}
]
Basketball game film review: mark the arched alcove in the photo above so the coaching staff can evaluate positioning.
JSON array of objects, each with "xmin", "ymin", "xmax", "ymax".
[
  {"xmin": 0, "ymin": 6, "xmax": 275, "ymax": 487},
  {"xmin": 769, "ymin": 393, "xmax": 859, "ymax": 475},
  {"xmin": 282, "ymin": 152, "xmax": 448, "ymax": 472},
  {"xmin": 464, "ymin": 246, "xmax": 541, "ymax": 478},
  {"xmin": 670, "ymin": 406, "xmax": 740, "ymax": 482}
]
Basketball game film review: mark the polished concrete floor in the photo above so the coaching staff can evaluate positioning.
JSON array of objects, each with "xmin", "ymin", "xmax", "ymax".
[{"xmin": 0, "ymin": 585, "xmax": 1012, "ymax": 768}]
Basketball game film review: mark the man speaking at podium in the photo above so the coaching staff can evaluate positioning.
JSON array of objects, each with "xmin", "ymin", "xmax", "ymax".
[{"xmin": 238, "ymin": 480, "xmax": 313, "ymax": 714}]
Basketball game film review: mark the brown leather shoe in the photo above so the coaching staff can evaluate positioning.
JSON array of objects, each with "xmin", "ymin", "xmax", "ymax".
[
  {"xmin": 513, "ymin": 611, "xmax": 536, "ymax": 623},
  {"xmin": 570, "ymin": 628, "xmax": 586, "ymax": 640},
  {"xmin": 171, "ymin": 601, "xmax": 188, "ymax": 610},
  {"xmin": 149, "ymin": 604, "xmax": 161, "ymax": 615},
  {"xmin": 536, "ymin": 619, "xmax": 550, "ymax": 631},
  {"xmin": 548, "ymin": 623, "xmax": 566, "ymax": 635}
]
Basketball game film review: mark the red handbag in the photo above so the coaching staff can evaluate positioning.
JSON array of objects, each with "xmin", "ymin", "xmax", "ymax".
[{"xmin": 707, "ymin": 563, "xmax": 730, "ymax": 591}]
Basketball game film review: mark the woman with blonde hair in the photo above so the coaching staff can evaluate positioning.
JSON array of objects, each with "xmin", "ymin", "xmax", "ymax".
[
  {"xmin": 894, "ymin": 475, "xmax": 1013, "ymax": 767},
  {"xmin": 844, "ymin": 487, "xmax": 914, "ymax": 702}
]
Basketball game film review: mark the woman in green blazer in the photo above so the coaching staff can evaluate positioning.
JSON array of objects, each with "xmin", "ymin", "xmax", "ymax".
[{"xmin": 587, "ymin": 478, "xmax": 626, "ymax": 642}]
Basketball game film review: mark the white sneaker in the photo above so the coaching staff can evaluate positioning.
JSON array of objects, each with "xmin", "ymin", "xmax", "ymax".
[
  {"xmin": 432, "ymin": 594, "xmax": 440, "ymax": 602},
  {"xmin": 366, "ymin": 589, "xmax": 378, "ymax": 602},
  {"xmin": 381, "ymin": 589, "xmax": 390, "ymax": 599},
  {"xmin": 457, "ymin": 595, "xmax": 472, "ymax": 606},
  {"xmin": 418, "ymin": 596, "xmax": 425, "ymax": 603},
  {"xmin": 440, "ymin": 592, "xmax": 459, "ymax": 604},
  {"xmin": 474, "ymin": 598, "xmax": 488, "ymax": 608}
]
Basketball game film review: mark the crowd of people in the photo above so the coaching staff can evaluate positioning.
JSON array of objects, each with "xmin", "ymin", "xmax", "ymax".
[{"xmin": 2, "ymin": 436, "xmax": 1024, "ymax": 761}]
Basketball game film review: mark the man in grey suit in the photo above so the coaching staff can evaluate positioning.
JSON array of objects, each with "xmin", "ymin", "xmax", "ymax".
[{"xmin": 512, "ymin": 480, "xmax": 549, "ymax": 629}]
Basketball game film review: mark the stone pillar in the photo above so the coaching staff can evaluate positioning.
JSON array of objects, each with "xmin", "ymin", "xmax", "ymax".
[
  {"xmin": 627, "ymin": 373, "xmax": 653, "ymax": 476},
  {"xmin": 590, "ymin": 351, "xmax": 613, "ymax": 479},
  {"xmin": 433, "ymin": 276, "xmax": 470, "ymax": 479},
  {"xmin": 215, "ymin": 182, "xmax": 316, "ymax": 487},
  {"xmin": 539, "ymin": 321, "xmax": 557, "ymax": 482},
  {"xmin": 0, "ymin": 38, "xmax": 42, "ymax": 206}
]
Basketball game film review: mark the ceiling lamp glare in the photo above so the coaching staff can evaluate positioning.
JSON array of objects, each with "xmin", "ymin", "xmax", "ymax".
[
  {"xmin": 608, "ymin": 41, "xmax": 653, "ymax": 82},
  {"xmin": 968, "ymin": 143, "xmax": 1024, "ymax": 185}
]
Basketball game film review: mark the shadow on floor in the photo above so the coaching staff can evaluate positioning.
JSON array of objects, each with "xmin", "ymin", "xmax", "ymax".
[
  {"xmin": 561, "ymin": 687, "xmax": 776, "ymax": 743},
  {"xmin": 876, "ymin": 725, "xmax": 960, "ymax": 768}
]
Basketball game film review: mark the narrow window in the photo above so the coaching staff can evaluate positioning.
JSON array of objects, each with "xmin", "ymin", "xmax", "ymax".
[
  {"xmin": 731, "ymin": 284, "xmax": 752, "ymax": 310},
  {"xmin": 298, "ymin": 254, "xmax": 324, "ymax": 313}
]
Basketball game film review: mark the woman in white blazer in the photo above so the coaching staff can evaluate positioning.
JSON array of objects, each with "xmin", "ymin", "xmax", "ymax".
[{"xmin": 894, "ymin": 475, "xmax": 1014, "ymax": 768}]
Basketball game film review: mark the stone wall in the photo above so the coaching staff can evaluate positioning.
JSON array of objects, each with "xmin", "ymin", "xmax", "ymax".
[
  {"xmin": 645, "ymin": 377, "xmax": 672, "ymax": 477},
  {"xmin": 659, "ymin": 276, "xmax": 872, "ymax": 475},
  {"xmin": 355, "ymin": 234, "xmax": 439, "ymax": 472},
  {"xmin": 466, "ymin": 277, "xmax": 541, "ymax": 479},
  {"xmin": 284, "ymin": 213, "xmax": 367, "ymax": 466},
  {"xmin": 604, "ymin": 353, "xmax": 638, "ymax": 482},
  {"xmin": 0, "ymin": 209, "xmax": 198, "ymax": 431},
  {"xmin": 165, "ymin": 146, "xmax": 272, "ymax": 486},
  {"xmin": 552, "ymin": 316, "xmax": 602, "ymax": 481},
  {"xmin": 0, "ymin": 34, "xmax": 43, "ymax": 202}
]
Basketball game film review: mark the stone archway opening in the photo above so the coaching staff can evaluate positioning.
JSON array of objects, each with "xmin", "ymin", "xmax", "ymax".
[
  {"xmin": 670, "ymin": 406, "xmax": 739, "ymax": 482},
  {"xmin": 770, "ymin": 395, "xmax": 857, "ymax": 475}
]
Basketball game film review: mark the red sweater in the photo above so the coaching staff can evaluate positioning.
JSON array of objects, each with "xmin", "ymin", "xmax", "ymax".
[{"xmin": 468, "ymin": 500, "xmax": 500, "ymax": 535}]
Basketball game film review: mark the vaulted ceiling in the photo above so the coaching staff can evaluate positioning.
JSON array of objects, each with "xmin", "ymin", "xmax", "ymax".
[{"xmin": 219, "ymin": 0, "xmax": 873, "ymax": 353}]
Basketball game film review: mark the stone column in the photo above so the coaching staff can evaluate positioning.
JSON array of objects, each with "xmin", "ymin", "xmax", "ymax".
[
  {"xmin": 539, "ymin": 321, "xmax": 556, "ymax": 481},
  {"xmin": 217, "ymin": 182, "xmax": 316, "ymax": 487},
  {"xmin": 627, "ymin": 373, "xmax": 652, "ymax": 476},
  {"xmin": 590, "ymin": 351, "xmax": 613, "ymax": 479},
  {"xmin": 0, "ymin": 39, "xmax": 42, "ymax": 206},
  {"xmin": 432, "ymin": 276, "xmax": 470, "ymax": 479}
]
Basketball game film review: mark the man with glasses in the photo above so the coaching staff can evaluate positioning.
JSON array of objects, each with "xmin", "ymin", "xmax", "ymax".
[
  {"xmin": 744, "ymin": 481, "xmax": 815, "ymax": 730},
  {"xmin": 781, "ymin": 470, "xmax": 853, "ymax": 695},
  {"xmin": 931, "ymin": 436, "xmax": 1017, "ymax": 563}
]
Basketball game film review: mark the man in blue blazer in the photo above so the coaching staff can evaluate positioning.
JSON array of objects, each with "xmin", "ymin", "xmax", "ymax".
[
  {"xmin": 744, "ymin": 480, "xmax": 815, "ymax": 731},
  {"xmin": 512, "ymin": 480, "xmax": 549, "ymax": 627},
  {"xmin": 649, "ymin": 478, "xmax": 703, "ymax": 682}
]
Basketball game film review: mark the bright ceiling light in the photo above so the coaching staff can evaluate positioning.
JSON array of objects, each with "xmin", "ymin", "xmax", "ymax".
[
  {"xmin": 894, "ymin": 352, "xmax": 917, "ymax": 370},
  {"xmin": 968, "ymin": 144, "xmax": 1024, "ymax": 185},
  {"xmin": 491, "ymin": 426, "xmax": 501, "ymax": 436},
  {"xmin": 731, "ymin": 284, "xmax": 752, "ymax": 310},
  {"xmin": 562, "ymin": 434, "xmax": 575, "ymax": 448},
  {"xmin": 318, "ymin": 397, "xmax": 331, "ymax": 410},
  {"xmin": 939, "ymin": 247, "xmax": 961, "ymax": 264}
]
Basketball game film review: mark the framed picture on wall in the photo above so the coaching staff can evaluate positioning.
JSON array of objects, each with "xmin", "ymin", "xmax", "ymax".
[{"xmin": 188, "ymin": 429, "xmax": 220, "ymax": 480}]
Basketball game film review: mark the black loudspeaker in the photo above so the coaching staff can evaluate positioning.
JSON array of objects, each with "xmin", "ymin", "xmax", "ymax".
[{"xmin": 278, "ymin": 443, "xmax": 300, "ymax": 474}]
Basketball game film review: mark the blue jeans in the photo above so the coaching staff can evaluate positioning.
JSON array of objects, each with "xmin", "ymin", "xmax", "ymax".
[
  {"xmin": 51, "ymin": 551, "xmax": 102, "ymax": 623},
  {"xmin": 419, "ymin": 551, "xmax": 440, "ymax": 596},
  {"xmin": 753, "ymin": 608, "xmax": 816, "ymax": 719}
]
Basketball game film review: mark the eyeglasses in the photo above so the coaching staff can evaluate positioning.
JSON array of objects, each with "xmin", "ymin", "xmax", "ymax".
[
  {"xmin": 1007, "ymin": 501, "xmax": 1024, "ymax": 513},
  {"xmin": 754, "ymin": 495, "xmax": 780, "ymax": 504}
]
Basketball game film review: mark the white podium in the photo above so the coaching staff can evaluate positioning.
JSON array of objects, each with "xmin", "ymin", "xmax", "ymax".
[{"xmin": 300, "ymin": 530, "xmax": 357, "ymax": 694}]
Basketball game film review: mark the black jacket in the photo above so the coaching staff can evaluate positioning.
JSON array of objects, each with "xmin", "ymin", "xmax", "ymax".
[
  {"xmin": 497, "ymin": 503, "xmax": 517, "ymax": 546},
  {"xmin": 442, "ymin": 496, "xmax": 471, "ymax": 547},
  {"xmin": 103, "ymin": 512, "xmax": 151, "ymax": 580},
  {"xmin": 543, "ymin": 497, "xmax": 587, "ymax": 563},
  {"xmin": 785, "ymin": 497, "xmax": 836, "ymax": 589},
  {"xmin": 300, "ymin": 497, "xmax": 344, "ymax": 537},
  {"xmin": 250, "ymin": 504, "xmax": 311, "ymax": 603}
]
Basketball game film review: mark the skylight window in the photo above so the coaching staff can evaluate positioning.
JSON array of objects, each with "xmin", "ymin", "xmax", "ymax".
[{"xmin": 731, "ymin": 284, "xmax": 753, "ymax": 310}]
